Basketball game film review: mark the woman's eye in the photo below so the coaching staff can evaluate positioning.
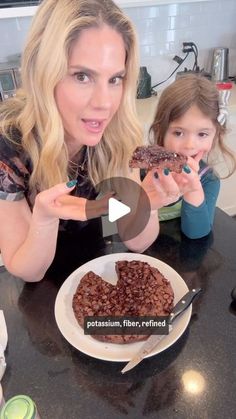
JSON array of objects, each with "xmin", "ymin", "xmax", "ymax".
[
  {"xmin": 74, "ymin": 72, "xmax": 89, "ymax": 83},
  {"xmin": 109, "ymin": 76, "xmax": 124, "ymax": 85}
]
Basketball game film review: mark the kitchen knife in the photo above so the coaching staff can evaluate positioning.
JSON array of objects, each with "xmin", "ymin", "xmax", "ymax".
[
  {"xmin": 121, "ymin": 288, "xmax": 202, "ymax": 374},
  {"xmin": 0, "ymin": 310, "xmax": 7, "ymax": 381}
]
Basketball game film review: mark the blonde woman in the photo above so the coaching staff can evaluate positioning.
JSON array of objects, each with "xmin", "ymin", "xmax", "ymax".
[{"xmin": 0, "ymin": 0, "xmax": 160, "ymax": 281}]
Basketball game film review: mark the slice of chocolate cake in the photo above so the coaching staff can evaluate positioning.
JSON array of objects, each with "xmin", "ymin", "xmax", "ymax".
[
  {"xmin": 129, "ymin": 145, "xmax": 187, "ymax": 173},
  {"xmin": 72, "ymin": 260, "xmax": 174, "ymax": 344}
]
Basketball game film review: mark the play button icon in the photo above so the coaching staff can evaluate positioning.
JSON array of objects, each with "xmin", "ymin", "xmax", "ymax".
[
  {"xmin": 108, "ymin": 197, "xmax": 131, "ymax": 222},
  {"xmin": 85, "ymin": 176, "xmax": 151, "ymax": 241}
]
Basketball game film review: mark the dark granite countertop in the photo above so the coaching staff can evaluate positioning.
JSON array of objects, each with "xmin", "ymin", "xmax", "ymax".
[{"xmin": 0, "ymin": 208, "xmax": 236, "ymax": 418}]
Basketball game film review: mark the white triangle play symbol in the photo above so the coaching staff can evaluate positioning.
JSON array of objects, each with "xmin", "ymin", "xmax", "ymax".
[{"xmin": 108, "ymin": 197, "xmax": 131, "ymax": 222}]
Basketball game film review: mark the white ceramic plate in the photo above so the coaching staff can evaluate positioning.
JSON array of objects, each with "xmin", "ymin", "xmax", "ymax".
[{"xmin": 55, "ymin": 253, "xmax": 191, "ymax": 362}]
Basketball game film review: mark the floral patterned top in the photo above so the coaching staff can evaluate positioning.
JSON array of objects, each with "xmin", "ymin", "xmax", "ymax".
[
  {"xmin": 0, "ymin": 134, "xmax": 32, "ymax": 203},
  {"xmin": 0, "ymin": 134, "xmax": 99, "ymax": 234}
]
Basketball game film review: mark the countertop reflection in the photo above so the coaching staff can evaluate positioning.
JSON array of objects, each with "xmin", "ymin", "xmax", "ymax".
[{"xmin": 0, "ymin": 208, "xmax": 236, "ymax": 419}]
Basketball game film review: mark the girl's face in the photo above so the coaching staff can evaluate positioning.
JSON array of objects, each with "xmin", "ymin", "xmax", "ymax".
[
  {"xmin": 55, "ymin": 25, "xmax": 126, "ymax": 157},
  {"xmin": 164, "ymin": 105, "xmax": 217, "ymax": 158}
]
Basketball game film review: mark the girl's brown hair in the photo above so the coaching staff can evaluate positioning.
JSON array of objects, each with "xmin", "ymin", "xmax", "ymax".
[{"xmin": 149, "ymin": 74, "xmax": 236, "ymax": 177}]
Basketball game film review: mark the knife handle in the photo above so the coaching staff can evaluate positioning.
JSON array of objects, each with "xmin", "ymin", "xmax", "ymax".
[{"xmin": 169, "ymin": 288, "xmax": 202, "ymax": 324}]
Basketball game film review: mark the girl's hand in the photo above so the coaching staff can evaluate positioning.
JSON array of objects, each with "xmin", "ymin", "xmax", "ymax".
[
  {"xmin": 180, "ymin": 151, "xmax": 205, "ymax": 206},
  {"xmin": 142, "ymin": 169, "xmax": 182, "ymax": 209},
  {"xmin": 141, "ymin": 151, "xmax": 204, "ymax": 209},
  {"xmin": 33, "ymin": 181, "xmax": 112, "ymax": 224},
  {"xmin": 172, "ymin": 151, "xmax": 204, "ymax": 195}
]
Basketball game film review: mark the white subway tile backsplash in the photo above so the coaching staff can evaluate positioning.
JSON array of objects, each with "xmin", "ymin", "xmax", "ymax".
[
  {"xmin": 126, "ymin": 0, "xmax": 236, "ymax": 83},
  {"xmin": 168, "ymin": 15, "xmax": 191, "ymax": 30},
  {"xmin": 0, "ymin": 16, "xmax": 31, "ymax": 63},
  {"xmin": 0, "ymin": 0, "xmax": 235, "ymax": 84},
  {"xmin": 165, "ymin": 4, "xmax": 180, "ymax": 17},
  {"xmin": 138, "ymin": 6, "xmax": 160, "ymax": 19},
  {"xmin": 200, "ymin": 1, "xmax": 220, "ymax": 14},
  {"xmin": 166, "ymin": 41, "xmax": 177, "ymax": 53},
  {"xmin": 189, "ymin": 13, "xmax": 209, "ymax": 27},
  {"xmin": 135, "ymin": 18, "xmax": 154, "ymax": 35},
  {"xmin": 124, "ymin": 7, "xmax": 140, "ymax": 20},
  {"xmin": 179, "ymin": 2, "xmax": 202, "ymax": 15},
  {"xmin": 139, "ymin": 31, "xmax": 156, "ymax": 46},
  {"xmin": 218, "ymin": 0, "xmax": 235, "ymax": 12},
  {"xmin": 165, "ymin": 30, "xmax": 176, "ymax": 43},
  {"xmin": 140, "ymin": 45, "xmax": 152, "ymax": 58},
  {"xmin": 229, "ymin": 34, "xmax": 236, "ymax": 48},
  {"xmin": 157, "ymin": 4, "xmax": 180, "ymax": 19}
]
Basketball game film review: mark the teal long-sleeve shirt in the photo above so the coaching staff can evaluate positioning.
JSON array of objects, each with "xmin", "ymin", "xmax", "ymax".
[{"xmin": 181, "ymin": 164, "xmax": 220, "ymax": 239}]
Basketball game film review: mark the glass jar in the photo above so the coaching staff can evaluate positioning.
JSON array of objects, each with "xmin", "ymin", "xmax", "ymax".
[{"xmin": 0, "ymin": 395, "xmax": 40, "ymax": 419}]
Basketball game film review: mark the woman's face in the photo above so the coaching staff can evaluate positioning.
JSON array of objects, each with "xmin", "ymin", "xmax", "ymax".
[
  {"xmin": 164, "ymin": 105, "xmax": 217, "ymax": 158},
  {"xmin": 55, "ymin": 25, "xmax": 126, "ymax": 156}
]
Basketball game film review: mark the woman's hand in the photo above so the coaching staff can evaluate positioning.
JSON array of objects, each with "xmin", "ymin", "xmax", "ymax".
[
  {"xmin": 32, "ymin": 182, "xmax": 112, "ymax": 224},
  {"xmin": 57, "ymin": 191, "xmax": 113, "ymax": 220}
]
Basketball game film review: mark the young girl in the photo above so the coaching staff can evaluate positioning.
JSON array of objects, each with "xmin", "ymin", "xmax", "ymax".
[
  {"xmin": 0, "ymin": 0, "xmax": 161, "ymax": 282},
  {"xmin": 149, "ymin": 74, "xmax": 236, "ymax": 239}
]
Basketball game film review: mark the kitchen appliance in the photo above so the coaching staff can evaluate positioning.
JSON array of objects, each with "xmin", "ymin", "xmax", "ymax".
[
  {"xmin": 137, "ymin": 66, "xmax": 153, "ymax": 99},
  {"xmin": 176, "ymin": 69, "xmax": 211, "ymax": 80},
  {"xmin": 174, "ymin": 42, "xmax": 211, "ymax": 80},
  {"xmin": 211, "ymin": 47, "xmax": 229, "ymax": 82},
  {"xmin": 0, "ymin": 63, "xmax": 21, "ymax": 101}
]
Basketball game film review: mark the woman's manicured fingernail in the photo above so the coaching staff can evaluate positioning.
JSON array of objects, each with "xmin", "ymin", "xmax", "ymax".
[
  {"xmin": 66, "ymin": 179, "xmax": 77, "ymax": 188},
  {"xmin": 164, "ymin": 168, "xmax": 170, "ymax": 176},
  {"xmin": 154, "ymin": 172, "xmax": 159, "ymax": 179},
  {"xmin": 183, "ymin": 165, "xmax": 191, "ymax": 174}
]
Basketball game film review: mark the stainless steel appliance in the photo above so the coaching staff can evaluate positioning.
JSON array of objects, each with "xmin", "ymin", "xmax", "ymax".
[
  {"xmin": 0, "ymin": 62, "xmax": 21, "ymax": 101},
  {"xmin": 211, "ymin": 47, "xmax": 229, "ymax": 82},
  {"xmin": 137, "ymin": 66, "xmax": 152, "ymax": 99}
]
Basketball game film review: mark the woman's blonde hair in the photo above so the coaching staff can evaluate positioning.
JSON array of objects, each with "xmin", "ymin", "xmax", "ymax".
[
  {"xmin": 149, "ymin": 74, "xmax": 236, "ymax": 177},
  {"xmin": 0, "ymin": 0, "xmax": 142, "ymax": 191}
]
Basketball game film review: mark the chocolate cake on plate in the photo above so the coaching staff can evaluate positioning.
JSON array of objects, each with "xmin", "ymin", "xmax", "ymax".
[{"xmin": 72, "ymin": 260, "xmax": 174, "ymax": 344}]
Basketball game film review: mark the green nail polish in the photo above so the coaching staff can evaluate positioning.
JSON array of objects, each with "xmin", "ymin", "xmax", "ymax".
[
  {"xmin": 154, "ymin": 172, "xmax": 159, "ymax": 179},
  {"xmin": 66, "ymin": 179, "xmax": 77, "ymax": 188},
  {"xmin": 164, "ymin": 168, "xmax": 170, "ymax": 176},
  {"xmin": 183, "ymin": 165, "xmax": 191, "ymax": 174}
]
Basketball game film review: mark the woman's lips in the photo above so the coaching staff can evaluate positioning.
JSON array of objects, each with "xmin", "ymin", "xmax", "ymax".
[{"xmin": 82, "ymin": 119, "xmax": 105, "ymax": 134}]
